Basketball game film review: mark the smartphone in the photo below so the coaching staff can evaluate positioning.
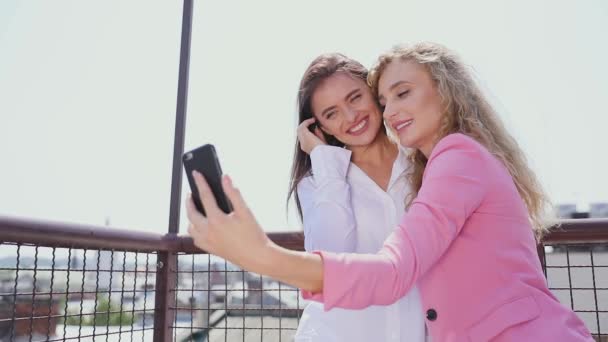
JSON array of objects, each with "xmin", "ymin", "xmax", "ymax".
[{"xmin": 182, "ymin": 144, "xmax": 233, "ymax": 215}]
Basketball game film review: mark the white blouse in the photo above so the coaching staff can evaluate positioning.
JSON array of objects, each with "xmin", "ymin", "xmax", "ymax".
[{"xmin": 294, "ymin": 145, "xmax": 426, "ymax": 342}]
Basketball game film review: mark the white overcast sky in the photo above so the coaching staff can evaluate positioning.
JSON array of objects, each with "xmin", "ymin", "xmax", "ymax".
[{"xmin": 1, "ymin": 0, "xmax": 607, "ymax": 235}]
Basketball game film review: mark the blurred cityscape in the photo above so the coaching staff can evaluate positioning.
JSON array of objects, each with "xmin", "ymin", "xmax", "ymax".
[
  {"xmin": 1, "ymin": 202, "xmax": 606, "ymax": 341},
  {"xmin": 556, "ymin": 202, "xmax": 608, "ymax": 219},
  {"xmin": 0, "ymin": 251, "xmax": 305, "ymax": 341}
]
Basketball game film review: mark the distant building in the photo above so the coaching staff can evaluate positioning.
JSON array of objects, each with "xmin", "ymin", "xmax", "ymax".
[
  {"xmin": 556, "ymin": 204, "xmax": 577, "ymax": 219},
  {"xmin": 96, "ymin": 250, "xmax": 114, "ymax": 291},
  {"xmin": 556, "ymin": 202, "xmax": 608, "ymax": 219},
  {"xmin": 591, "ymin": 203, "xmax": 608, "ymax": 217}
]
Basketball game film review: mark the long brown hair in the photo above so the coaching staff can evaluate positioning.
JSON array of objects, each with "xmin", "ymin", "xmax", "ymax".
[
  {"xmin": 287, "ymin": 53, "xmax": 368, "ymax": 220},
  {"xmin": 368, "ymin": 42, "xmax": 552, "ymax": 238}
]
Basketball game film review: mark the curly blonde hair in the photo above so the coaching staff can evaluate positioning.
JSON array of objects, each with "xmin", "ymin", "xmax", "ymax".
[{"xmin": 368, "ymin": 42, "xmax": 553, "ymax": 238}]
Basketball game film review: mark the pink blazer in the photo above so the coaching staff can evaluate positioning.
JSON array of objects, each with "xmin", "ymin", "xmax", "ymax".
[{"xmin": 303, "ymin": 134, "xmax": 593, "ymax": 341}]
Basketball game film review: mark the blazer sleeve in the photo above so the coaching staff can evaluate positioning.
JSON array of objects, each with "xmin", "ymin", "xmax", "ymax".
[{"xmin": 303, "ymin": 134, "xmax": 490, "ymax": 310}]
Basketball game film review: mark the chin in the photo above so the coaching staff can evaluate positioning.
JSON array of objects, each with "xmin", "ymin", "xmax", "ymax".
[
  {"xmin": 398, "ymin": 136, "xmax": 417, "ymax": 149},
  {"xmin": 344, "ymin": 132, "xmax": 376, "ymax": 147}
]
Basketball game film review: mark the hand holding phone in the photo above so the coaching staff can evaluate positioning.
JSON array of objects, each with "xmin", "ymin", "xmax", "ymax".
[{"xmin": 183, "ymin": 144, "xmax": 233, "ymax": 215}]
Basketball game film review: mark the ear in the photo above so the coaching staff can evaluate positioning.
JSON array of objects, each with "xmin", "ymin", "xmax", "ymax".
[
  {"xmin": 319, "ymin": 124, "xmax": 330, "ymax": 134},
  {"xmin": 311, "ymin": 116, "xmax": 328, "ymax": 134}
]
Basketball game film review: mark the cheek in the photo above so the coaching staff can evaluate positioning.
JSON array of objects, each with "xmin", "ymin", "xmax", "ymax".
[
  {"xmin": 417, "ymin": 92, "xmax": 444, "ymax": 129},
  {"xmin": 319, "ymin": 119, "xmax": 341, "ymax": 136},
  {"xmin": 368, "ymin": 108, "xmax": 383, "ymax": 127}
]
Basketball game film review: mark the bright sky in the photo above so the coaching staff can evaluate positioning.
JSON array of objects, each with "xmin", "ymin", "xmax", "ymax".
[{"xmin": 1, "ymin": 0, "xmax": 607, "ymax": 235}]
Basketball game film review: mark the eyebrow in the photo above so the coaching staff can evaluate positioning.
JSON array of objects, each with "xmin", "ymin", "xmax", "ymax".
[
  {"xmin": 320, "ymin": 88, "xmax": 360, "ymax": 117},
  {"xmin": 378, "ymin": 80, "xmax": 410, "ymax": 103}
]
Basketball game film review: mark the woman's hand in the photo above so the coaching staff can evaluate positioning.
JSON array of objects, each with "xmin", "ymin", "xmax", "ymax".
[
  {"xmin": 186, "ymin": 171, "xmax": 272, "ymax": 271},
  {"xmin": 186, "ymin": 171, "xmax": 325, "ymax": 293},
  {"xmin": 186, "ymin": 171, "xmax": 323, "ymax": 292},
  {"xmin": 297, "ymin": 118, "xmax": 327, "ymax": 154}
]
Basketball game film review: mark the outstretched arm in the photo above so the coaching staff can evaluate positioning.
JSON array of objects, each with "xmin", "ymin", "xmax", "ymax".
[{"xmin": 186, "ymin": 171, "xmax": 324, "ymax": 292}]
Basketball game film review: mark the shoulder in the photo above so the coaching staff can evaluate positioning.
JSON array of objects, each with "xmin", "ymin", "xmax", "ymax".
[
  {"xmin": 429, "ymin": 133, "xmax": 490, "ymax": 160},
  {"xmin": 425, "ymin": 133, "xmax": 497, "ymax": 180},
  {"xmin": 296, "ymin": 174, "xmax": 315, "ymax": 194}
]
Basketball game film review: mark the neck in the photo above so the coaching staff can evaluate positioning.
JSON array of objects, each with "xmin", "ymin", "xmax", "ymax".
[
  {"xmin": 348, "ymin": 131, "xmax": 398, "ymax": 166},
  {"xmin": 420, "ymin": 133, "xmax": 443, "ymax": 159}
]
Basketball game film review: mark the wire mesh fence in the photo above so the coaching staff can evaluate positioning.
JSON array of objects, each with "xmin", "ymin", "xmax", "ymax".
[
  {"xmin": 541, "ymin": 243, "xmax": 608, "ymax": 342},
  {"xmin": 0, "ymin": 243, "xmax": 157, "ymax": 341},
  {"xmin": 169, "ymin": 253, "xmax": 303, "ymax": 342},
  {"xmin": 0, "ymin": 217, "xmax": 306, "ymax": 342},
  {"xmin": 0, "ymin": 216, "xmax": 607, "ymax": 341}
]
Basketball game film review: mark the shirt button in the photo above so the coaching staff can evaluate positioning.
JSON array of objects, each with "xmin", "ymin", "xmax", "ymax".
[{"xmin": 426, "ymin": 309, "xmax": 438, "ymax": 321}]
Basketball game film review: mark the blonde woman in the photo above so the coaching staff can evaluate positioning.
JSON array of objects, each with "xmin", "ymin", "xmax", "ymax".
[{"xmin": 186, "ymin": 42, "xmax": 593, "ymax": 341}]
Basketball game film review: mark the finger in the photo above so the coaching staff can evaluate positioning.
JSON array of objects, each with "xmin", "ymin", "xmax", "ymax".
[
  {"xmin": 187, "ymin": 223, "xmax": 202, "ymax": 238},
  {"xmin": 187, "ymin": 223, "xmax": 196, "ymax": 237},
  {"xmin": 300, "ymin": 117, "xmax": 316, "ymax": 126},
  {"xmin": 192, "ymin": 171, "xmax": 222, "ymax": 217},
  {"xmin": 188, "ymin": 224, "xmax": 209, "ymax": 252},
  {"xmin": 222, "ymin": 174, "xmax": 250, "ymax": 216},
  {"xmin": 186, "ymin": 194, "xmax": 206, "ymax": 223},
  {"xmin": 297, "ymin": 117, "xmax": 316, "ymax": 131}
]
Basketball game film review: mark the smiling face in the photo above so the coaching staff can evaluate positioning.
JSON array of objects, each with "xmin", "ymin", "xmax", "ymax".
[
  {"xmin": 377, "ymin": 59, "xmax": 445, "ymax": 157},
  {"xmin": 310, "ymin": 72, "xmax": 384, "ymax": 148}
]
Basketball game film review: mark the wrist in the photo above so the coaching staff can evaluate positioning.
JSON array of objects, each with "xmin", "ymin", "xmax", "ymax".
[
  {"xmin": 309, "ymin": 145, "xmax": 352, "ymax": 179},
  {"xmin": 244, "ymin": 239, "xmax": 278, "ymax": 276},
  {"xmin": 307, "ymin": 141, "xmax": 324, "ymax": 155}
]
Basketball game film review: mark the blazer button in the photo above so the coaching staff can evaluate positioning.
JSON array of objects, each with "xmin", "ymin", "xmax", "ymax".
[{"xmin": 426, "ymin": 309, "xmax": 438, "ymax": 321}]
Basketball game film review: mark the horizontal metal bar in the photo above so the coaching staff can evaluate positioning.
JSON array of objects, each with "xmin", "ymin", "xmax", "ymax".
[
  {"xmin": 47, "ymin": 327, "xmax": 155, "ymax": 342},
  {"xmin": 169, "ymin": 270, "xmax": 248, "ymax": 274},
  {"xmin": 0, "ymin": 215, "xmax": 305, "ymax": 253},
  {"xmin": 2, "ymin": 216, "xmax": 606, "ymax": 254},
  {"xmin": 0, "ymin": 267, "xmax": 157, "ymax": 273},
  {"xmin": 0, "ymin": 289, "xmax": 153, "ymax": 297},
  {"xmin": 171, "ymin": 306, "xmax": 302, "ymax": 311},
  {"xmin": 0, "ymin": 216, "xmax": 172, "ymax": 252},
  {"xmin": 543, "ymin": 219, "xmax": 608, "ymax": 244},
  {"xmin": 545, "ymin": 265, "xmax": 608, "ymax": 269},
  {"xmin": 175, "ymin": 231, "xmax": 305, "ymax": 254},
  {"xmin": 171, "ymin": 326, "xmax": 298, "ymax": 330},
  {"xmin": 548, "ymin": 287, "xmax": 608, "ymax": 290},
  {"xmin": 170, "ymin": 288, "xmax": 299, "ymax": 293},
  {"xmin": 0, "ymin": 308, "xmax": 155, "ymax": 323}
]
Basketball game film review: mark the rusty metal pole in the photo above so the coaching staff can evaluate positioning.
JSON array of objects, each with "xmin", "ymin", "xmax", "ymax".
[{"xmin": 155, "ymin": 0, "xmax": 194, "ymax": 340}]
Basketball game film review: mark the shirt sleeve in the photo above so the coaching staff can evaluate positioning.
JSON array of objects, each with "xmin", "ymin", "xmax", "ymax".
[
  {"xmin": 303, "ymin": 134, "xmax": 490, "ymax": 310},
  {"xmin": 297, "ymin": 145, "xmax": 357, "ymax": 253}
]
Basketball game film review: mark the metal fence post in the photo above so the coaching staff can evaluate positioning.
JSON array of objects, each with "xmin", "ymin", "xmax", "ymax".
[
  {"xmin": 153, "ymin": 251, "xmax": 178, "ymax": 342},
  {"xmin": 155, "ymin": 0, "xmax": 194, "ymax": 340}
]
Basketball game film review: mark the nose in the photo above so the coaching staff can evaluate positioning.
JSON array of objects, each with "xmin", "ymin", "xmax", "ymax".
[
  {"xmin": 343, "ymin": 107, "xmax": 358, "ymax": 123},
  {"xmin": 382, "ymin": 101, "xmax": 397, "ymax": 121}
]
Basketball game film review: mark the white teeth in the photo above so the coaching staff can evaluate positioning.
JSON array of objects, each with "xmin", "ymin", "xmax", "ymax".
[
  {"xmin": 349, "ymin": 119, "xmax": 367, "ymax": 133},
  {"xmin": 396, "ymin": 120, "xmax": 412, "ymax": 130}
]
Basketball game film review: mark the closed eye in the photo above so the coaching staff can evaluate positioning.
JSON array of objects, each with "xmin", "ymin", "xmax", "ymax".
[{"xmin": 398, "ymin": 90, "xmax": 410, "ymax": 98}]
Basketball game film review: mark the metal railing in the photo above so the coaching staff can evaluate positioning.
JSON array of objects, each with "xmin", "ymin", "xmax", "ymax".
[
  {"xmin": 0, "ymin": 216, "xmax": 304, "ymax": 341},
  {"xmin": 0, "ymin": 215, "xmax": 607, "ymax": 341},
  {"xmin": 538, "ymin": 219, "xmax": 608, "ymax": 341}
]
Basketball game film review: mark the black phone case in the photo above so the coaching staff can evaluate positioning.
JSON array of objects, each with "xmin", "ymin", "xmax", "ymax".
[{"xmin": 182, "ymin": 144, "xmax": 233, "ymax": 215}]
